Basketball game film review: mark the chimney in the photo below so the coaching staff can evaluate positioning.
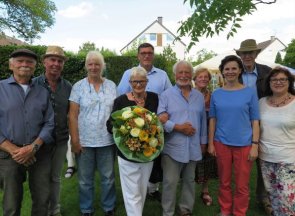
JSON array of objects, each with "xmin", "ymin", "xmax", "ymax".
[
  {"xmin": 158, "ymin": 17, "xmax": 163, "ymax": 24},
  {"xmin": 271, "ymin": 36, "xmax": 275, "ymax": 41}
]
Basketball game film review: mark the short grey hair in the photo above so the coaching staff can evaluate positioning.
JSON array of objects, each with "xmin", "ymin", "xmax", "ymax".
[
  {"xmin": 129, "ymin": 67, "xmax": 147, "ymax": 80},
  {"xmin": 85, "ymin": 51, "xmax": 105, "ymax": 69},
  {"xmin": 173, "ymin": 60, "xmax": 193, "ymax": 74}
]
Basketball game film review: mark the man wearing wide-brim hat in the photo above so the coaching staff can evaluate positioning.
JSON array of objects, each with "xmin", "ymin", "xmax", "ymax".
[
  {"xmin": 0, "ymin": 48, "xmax": 55, "ymax": 215},
  {"xmin": 236, "ymin": 39, "xmax": 272, "ymax": 215},
  {"xmin": 33, "ymin": 45, "xmax": 72, "ymax": 216}
]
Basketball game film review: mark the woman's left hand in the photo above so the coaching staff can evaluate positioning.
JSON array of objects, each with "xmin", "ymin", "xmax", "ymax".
[{"xmin": 248, "ymin": 145, "xmax": 258, "ymax": 161}]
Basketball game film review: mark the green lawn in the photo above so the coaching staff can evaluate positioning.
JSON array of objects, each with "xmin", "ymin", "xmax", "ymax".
[{"xmin": 0, "ymin": 161, "xmax": 267, "ymax": 216}]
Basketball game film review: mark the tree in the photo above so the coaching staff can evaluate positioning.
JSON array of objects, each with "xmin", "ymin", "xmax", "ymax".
[
  {"xmin": 275, "ymin": 52, "xmax": 283, "ymax": 64},
  {"xmin": 178, "ymin": 0, "xmax": 276, "ymax": 50},
  {"xmin": 283, "ymin": 39, "xmax": 295, "ymax": 68},
  {"xmin": 160, "ymin": 45, "xmax": 178, "ymax": 83},
  {"xmin": 121, "ymin": 39, "xmax": 146, "ymax": 56},
  {"xmin": 78, "ymin": 41, "xmax": 97, "ymax": 55},
  {"xmin": 78, "ymin": 42, "xmax": 117, "ymax": 57},
  {"xmin": 0, "ymin": 0, "xmax": 56, "ymax": 42},
  {"xmin": 189, "ymin": 49, "xmax": 217, "ymax": 66}
]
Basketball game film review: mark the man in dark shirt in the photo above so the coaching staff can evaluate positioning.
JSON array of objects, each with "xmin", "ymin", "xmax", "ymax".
[
  {"xmin": 236, "ymin": 39, "xmax": 272, "ymax": 215},
  {"xmin": 0, "ymin": 49, "xmax": 54, "ymax": 216},
  {"xmin": 33, "ymin": 46, "xmax": 72, "ymax": 216}
]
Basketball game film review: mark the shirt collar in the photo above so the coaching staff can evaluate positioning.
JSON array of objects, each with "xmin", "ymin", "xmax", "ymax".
[
  {"xmin": 243, "ymin": 64, "xmax": 258, "ymax": 76},
  {"xmin": 8, "ymin": 75, "xmax": 34, "ymax": 86},
  {"xmin": 138, "ymin": 65, "xmax": 157, "ymax": 74}
]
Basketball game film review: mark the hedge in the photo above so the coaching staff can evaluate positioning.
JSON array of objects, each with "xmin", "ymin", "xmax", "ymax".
[{"xmin": 0, "ymin": 45, "xmax": 174, "ymax": 85}]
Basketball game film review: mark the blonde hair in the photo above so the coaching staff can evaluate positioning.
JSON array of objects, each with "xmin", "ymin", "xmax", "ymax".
[{"xmin": 193, "ymin": 67, "xmax": 211, "ymax": 81}]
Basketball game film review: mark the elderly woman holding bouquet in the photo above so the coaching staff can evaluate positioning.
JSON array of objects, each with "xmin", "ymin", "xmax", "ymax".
[
  {"xmin": 259, "ymin": 67, "xmax": 295, "ymax": 216},
  {"xmin": 107, "ymin": 67, "xmax": 162, "ymax": 216}
]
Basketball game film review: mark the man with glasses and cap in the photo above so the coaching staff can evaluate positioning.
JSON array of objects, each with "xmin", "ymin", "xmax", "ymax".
[
  {"xmin": 118, "ymin": 42, "xmax": 172, "ymax": 202},
  {"xmin": 33, "ymin": 46, "xmax": 72, "ymax": 216},
  {"xmin": 235, "ymin": 39, "xmax": 272, "ymax": 215},
  {"xmin": 0, "ymin": 48, "xmax": 55, "ymax": 216}
]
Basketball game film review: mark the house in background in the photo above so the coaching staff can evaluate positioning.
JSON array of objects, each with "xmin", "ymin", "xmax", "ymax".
[
  {"xmin": 120, "ymin": 17, "xmax": 186, "ymax": 59},
  {"xmin": 257, "ymin": 36, "xmax": 287, "ymax": 63},
  {"xmin": 0, "ymin": 34, "xmax": 28, "ymax": 46}
]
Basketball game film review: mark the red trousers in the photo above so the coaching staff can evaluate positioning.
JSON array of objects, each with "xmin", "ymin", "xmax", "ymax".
[{"xmin": 215, "ymin": 141, "xmax": 253, "ymax": 216}]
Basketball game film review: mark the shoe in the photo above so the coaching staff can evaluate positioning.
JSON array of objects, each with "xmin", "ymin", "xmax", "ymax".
[
  {"xmin": 81, "ymin": 213, "xmax": 93, "ymax": 216},
  {"xmin": 200, "ymin": 191, "xmax": 213, "ymax": 206},
  {"xmin": 104, "ymin": 209, "xmax": 115, "ymax": 216},
  {"xmin": 176, "ymin": 207, "xmax": 192, "ymax": 216},
  {"xmin": 65, "ymin": 167, "xmax": 76, "ymax": 178},
  {"xmin": 147, "ymin": 190, "xmax": 161, "ymax": 202}
]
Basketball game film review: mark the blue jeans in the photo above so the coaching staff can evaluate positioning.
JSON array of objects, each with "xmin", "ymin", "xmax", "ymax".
[{"xmin": 76, "ymin": 145, "xmax": 116, "ymax": 214}]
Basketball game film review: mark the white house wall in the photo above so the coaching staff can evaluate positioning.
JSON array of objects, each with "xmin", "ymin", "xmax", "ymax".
[
  {"xmin": 123, "ymin": 22, "xmax": 186, "ymax": 59},
  {"xmin": 258, "ymin": 40, "xmax": 286, "ymax": 63}
]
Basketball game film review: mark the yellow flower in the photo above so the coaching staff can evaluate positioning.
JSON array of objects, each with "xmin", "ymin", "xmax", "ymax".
[
  {"xmin": 133, "ymin": 107, "xmax": 145, "ymax": 114},
  {"xmin": 149, "ymin": 137, "xmax": 158, "ymax": 147},
  {"xmin": 122, "ymin": 110, "xmax": 133, "ymax": 119},
  {"xmin": 139, "ymin": 130, "xmax": 149, "ymax": 142},
  {"xmin": 130, "ymin": 128, "xmax": 140, "ymax": 137},
  {"xmin": 143, "ymin": 146, "xmax": 154, "ymax": 157},
  {"xmin": 146, "ymin": 114, "xmax": 152, "ymax": 122},
  {"xmin": 119, "ymin": 125, "xmax": 128, "ymax": 134},
  {"xmin": 134, "ymin": 117, "xmax": 145, "ymax": 128}
]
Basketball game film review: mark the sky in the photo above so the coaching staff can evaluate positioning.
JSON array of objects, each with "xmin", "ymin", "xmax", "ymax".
[{"xmin": 31, "ymin": 0, "xmax": 295, "ymax": 58}]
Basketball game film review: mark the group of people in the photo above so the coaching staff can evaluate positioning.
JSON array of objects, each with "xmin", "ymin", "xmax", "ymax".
[{"xmin": 0, "ymin": 39, "xmax": 294, "ymax": 216}]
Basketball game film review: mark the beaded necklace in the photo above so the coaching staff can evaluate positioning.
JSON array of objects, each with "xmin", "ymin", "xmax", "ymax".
[
  {"xmin": 131, "ymin": 92, "xmax": 146, "ymax": 105},
  {"xmin": 269, "ymin": 93, "xmax": 292, "ymax": 107}
]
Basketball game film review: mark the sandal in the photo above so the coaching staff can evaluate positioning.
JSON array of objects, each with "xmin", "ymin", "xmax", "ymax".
[
  {"xmin": 65, "ymin": 167, "xmax": 76, "ymax": 178},
  {"xmin": 200, "ymin": 192, "xmax": 213, "ymax": 206}
]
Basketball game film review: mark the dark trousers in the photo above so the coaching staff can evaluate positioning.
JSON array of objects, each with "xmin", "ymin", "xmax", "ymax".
[{"xmin": 0, "ymin": 147, "xmax": 52, "ymax": 216}]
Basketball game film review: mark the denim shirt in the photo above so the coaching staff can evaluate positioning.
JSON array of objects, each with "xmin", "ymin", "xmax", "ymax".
[
  {"xmin": 69, "ymin": 78, "xmax": 117, "ymax": 147},
  {"xmin": 0, "ymin": 76, "xmax": 55, "ymax": 158},
  {"xmin": 158, "ymin": 85, "xmax": 207, "ymax": 163},
  {"xmin": 33, "ymin": 75, "xmax": 72, "ymax": 143}
]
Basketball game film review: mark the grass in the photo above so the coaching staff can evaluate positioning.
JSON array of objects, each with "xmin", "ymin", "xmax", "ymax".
[{"xmin": 0, "ymin": 161, "xmax": 267, "ymax": 216}]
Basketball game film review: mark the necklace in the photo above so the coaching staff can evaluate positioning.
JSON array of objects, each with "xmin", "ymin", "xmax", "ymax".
[
  {"xmin": 269, "ymin": 93, "xmax": 292, "ymax": 107},
  {"xmin": 131, "ymin": 92, "xmax": 146, "ymax": 105}
]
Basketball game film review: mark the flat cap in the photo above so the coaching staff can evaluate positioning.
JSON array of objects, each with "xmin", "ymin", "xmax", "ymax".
[{"xmin": 10, "ymin": 49, "xmax": 38, "ymax": 60}]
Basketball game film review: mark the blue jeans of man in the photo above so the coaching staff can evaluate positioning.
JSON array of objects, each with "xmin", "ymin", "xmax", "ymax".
[
  {"xmin": 0, "ymin": 146, "xmax": 52, "ymax": 216},
  {"xmin": 48, "ymin": 139, "xmax": 68, "ymax": 215},
  {"xmin": 76, "ymin": 145, "xmax": 116, "ymax": 214}
]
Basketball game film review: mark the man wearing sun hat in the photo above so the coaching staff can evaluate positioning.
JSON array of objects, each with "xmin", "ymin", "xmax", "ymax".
[
  {"xmin": 0, "ymin": 48, "xmax": 55, "ymax": 215},
  {"xmin": 236, "ymin": 39, "xmax": 272, "ymax": 215},
  {"xmin": 33, "ymin": 46, "xmax": 72, "ymax": 216}
]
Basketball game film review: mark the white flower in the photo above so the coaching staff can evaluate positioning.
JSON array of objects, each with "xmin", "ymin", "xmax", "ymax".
[
  {"xmin": 119, "ymin": 125, "xmax": 128, "ymax": 134},
  {"xmin": 149, "ymin": 137, "xmax": 158, "ymax": 147},
  {"xmin": 130, "ymin": 128, "xmax": 141, "ymax": 137},
  {"xmin": 146, "ymin": 114, "xmax": 152, "ymax": 122},
  {"xmin": 122, "ymin": 110, "xmax": 133, "ymax": 119},
  {"xmin": 134, "ymin": 117, "xmax": 145, "ymax": 128}
]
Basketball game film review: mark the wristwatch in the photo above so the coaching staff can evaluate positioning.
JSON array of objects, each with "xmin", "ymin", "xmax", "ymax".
[{"xmin": 32, "ymin": 143, "xmax": 41, "ymax": 153}]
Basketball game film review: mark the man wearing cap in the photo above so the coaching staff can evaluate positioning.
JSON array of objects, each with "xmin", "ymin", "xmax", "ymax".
[
  {"xmin": 33, "ymin": 46, "xmax": 72, "ymax": 216},
  {"xmin": 235, "ymin": 39, "xmax": 272, "ymax": 214},
  {"xmin": 0, "ymin": 49, "xmax": 54, "ymax": 216}
]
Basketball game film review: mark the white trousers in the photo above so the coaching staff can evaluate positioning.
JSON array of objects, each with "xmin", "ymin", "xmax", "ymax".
[
  {"xmin": 118, "ymin": 157, "xmax": 153, "ymax": 216},
  {"xmin": 66, "ymin": 139, "xmax": 75, "ymax": 167}
]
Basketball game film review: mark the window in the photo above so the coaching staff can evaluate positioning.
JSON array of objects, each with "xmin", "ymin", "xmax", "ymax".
[
  {"xmin": 150, "ymin": 33, "xmax": 156, "ymax": 41},
  {"xmin": 166, "ymin": 33, "xmax": 174, "ymax": 42}
]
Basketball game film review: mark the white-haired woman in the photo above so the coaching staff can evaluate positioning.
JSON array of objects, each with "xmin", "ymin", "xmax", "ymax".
[
  {"xmin": 69, "ymin": 51, "xmax": 117, "ymax": 216},
  {"xmin": 107, "ymin": 67, "xmax": 159, "ymax": 216}
]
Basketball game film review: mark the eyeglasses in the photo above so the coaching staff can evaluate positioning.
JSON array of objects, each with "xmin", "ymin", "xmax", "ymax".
[
  {"xmin": 139, "ymin": 52, "xmax": 154, "ymax": 56},
  {"xmin": 239, "ymin": 51, "xmax": 256, "ymax": 56},
  {"xmin": 270, "ymin": 78, "xmax": 288, "ymax": 84},
  {"xmin": 129, "ymin": 80, "xmax": 148, "ymax": 85}
]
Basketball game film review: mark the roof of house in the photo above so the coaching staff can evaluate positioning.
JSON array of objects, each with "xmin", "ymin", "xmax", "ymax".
[
  {"xmin": 120, "ymin": 17, "xmax": 186, "ymax": 53},
  {"xmin": 258, "ymin": 36, "xmax": 287, "ymax": 51},
  {"xmin": 0, "ymin": 34, "xmax": 28, "ymax": 46}
]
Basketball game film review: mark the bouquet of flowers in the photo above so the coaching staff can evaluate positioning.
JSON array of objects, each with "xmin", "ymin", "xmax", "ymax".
[{"xmin": 111, "ymin": 106, "xmax": 164, "ymax": 162}]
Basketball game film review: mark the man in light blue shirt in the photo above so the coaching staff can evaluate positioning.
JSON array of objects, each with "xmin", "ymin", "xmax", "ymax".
[
  {"xmin": 117, "ymin": 43, "xmax": 172, "ymax": 201},
  {"xmin": 117, "ymin": 43, "xmax": 172, "ymax": 95},
  {"xmin": 158, "ymin": 60, "xmax": 207, "ymax": 216}
]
